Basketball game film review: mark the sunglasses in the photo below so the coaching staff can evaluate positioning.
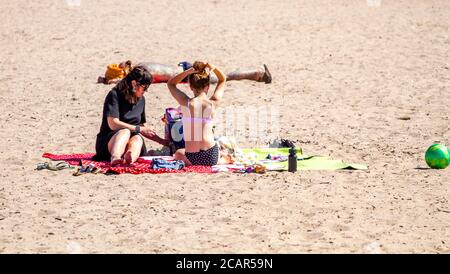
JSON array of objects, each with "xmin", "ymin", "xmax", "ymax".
[{"xmin": 138, "ymin": 83, "xmax": 149, "ymax": 91}]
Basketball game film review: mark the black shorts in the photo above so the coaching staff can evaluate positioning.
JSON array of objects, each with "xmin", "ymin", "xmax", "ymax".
[
  {"xmin": 185, "ymin": 143, "xmax": 219, "ymax": 166},
  {"xmin": 93, "ymin": 130, "xmax": 147, "ymax": 161}
]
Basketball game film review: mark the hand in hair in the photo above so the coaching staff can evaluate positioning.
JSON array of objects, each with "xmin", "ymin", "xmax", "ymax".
[
  {"xmin": 205, "ymin": 62, "xmax": 216, "ymax": 73},
  {"xmin": 192, "ymin": 61, "xmax": 210, "ymax": 78},
  {"xmin": 186, "ymin": 67, "xmax": 198, "ymax": 74},
  {"xmin": 192, "ymin": 61, "xmax": 207, "ymax": 72}
]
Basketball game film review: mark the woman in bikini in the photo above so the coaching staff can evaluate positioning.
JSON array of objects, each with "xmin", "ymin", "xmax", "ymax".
[{"xmin": 167, "ymin": 61, "xmax": 226, "ymax": 166}]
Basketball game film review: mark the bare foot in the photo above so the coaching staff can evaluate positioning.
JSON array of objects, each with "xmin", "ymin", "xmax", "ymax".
[
  {"xmin": 123, "ymin": 151, "xmax": 134, "ymax": 165},
  {"xmin": 111, "ymin": 156, "xmax": 124, "ymax": 166}
]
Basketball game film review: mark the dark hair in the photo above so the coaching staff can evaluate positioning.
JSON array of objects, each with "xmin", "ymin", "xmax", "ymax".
[
  {"xmin": 115, "ymin": 65, "xmax": 152, "ymax": 104},
  {"xmin": 120, "ymin": 60, "xmax": 132, "ymax": 75},
  {"xmin": 188, "ymin": 61, "xmax": 210, "ymax": 92}
]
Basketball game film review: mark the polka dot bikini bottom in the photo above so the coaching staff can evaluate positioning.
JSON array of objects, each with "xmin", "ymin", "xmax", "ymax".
[{"xmin": 185, "ymin": 143, "xmax": 219, "ymax": 166}]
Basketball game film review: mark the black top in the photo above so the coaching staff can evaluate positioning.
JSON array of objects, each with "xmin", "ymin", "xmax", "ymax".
[{"xmin": 98, "ymin": 88, "xmax": 146, "ymax": 136}]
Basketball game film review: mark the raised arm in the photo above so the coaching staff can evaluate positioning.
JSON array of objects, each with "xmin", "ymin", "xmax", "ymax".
[
  {"xmin": 207, "ymin": 63, "xmax": 226, "ymax": 105},
  {"xmin": 167, "ymin": 67, "xmax": 196, "ymax": 106}
]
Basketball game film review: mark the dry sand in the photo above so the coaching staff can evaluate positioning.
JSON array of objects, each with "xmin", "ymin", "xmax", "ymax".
[{"xmin": 0, "ymin": 0, "xmax": 449, "ymax": 253}]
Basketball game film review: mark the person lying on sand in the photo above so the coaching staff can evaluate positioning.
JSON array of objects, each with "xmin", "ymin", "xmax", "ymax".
[
  {"xmin": 98, "ymin": 60, "xmax": 271, "ymax": 85},
  {"xmin": 93, "ymin": 65, "xmax": 168, "ymax": 165},
  {"xmin": 167, "ymin": 61, "xmax": 227, "ymax": 166}
]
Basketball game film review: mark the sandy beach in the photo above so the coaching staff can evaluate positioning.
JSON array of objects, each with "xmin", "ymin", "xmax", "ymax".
[{"xmin": 0, "ymin": 0, "xmax": 449, "ymax": 253}]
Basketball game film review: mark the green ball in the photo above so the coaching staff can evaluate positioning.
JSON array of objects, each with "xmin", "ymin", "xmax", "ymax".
[{"xmin": 425, "ymin": 144, "xmax": 450, "ymax": 169}]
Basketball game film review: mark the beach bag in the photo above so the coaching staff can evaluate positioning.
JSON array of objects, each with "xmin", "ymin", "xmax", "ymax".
[{"xmin": 163, "ymin": 108, "xmax": 185, "ymax": 153}]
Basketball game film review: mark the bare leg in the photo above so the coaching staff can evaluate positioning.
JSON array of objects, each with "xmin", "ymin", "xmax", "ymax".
[
  {"xmin": 108, "ymin": 129, "xmax": 131, "ymax": 165},
  {"xmin": 123, "ymin": 135, "xmax": 143, "ymax": 164},
  {"xmin": 211, "ymin": 64, "xmax": 272, "ymax": 84},
  {"xmin": 139, "ymin": 62, "xmax": 271, "ymax": 84},
  {"xmin": 174, "ymin": 149, "xmax": 192, "ymax": 166},
  {"xmin": 138, "ymin": 62, "xmax": 182, "ymax": 83},
  {"xmin": 226, "ymin": 69, "xmax": 262, "ymax": 81}
]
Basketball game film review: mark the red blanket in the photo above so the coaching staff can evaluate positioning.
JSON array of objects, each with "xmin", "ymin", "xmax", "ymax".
[{"xmin": 42, "ymin": 153, "xmax": 213, "ymax": 174}]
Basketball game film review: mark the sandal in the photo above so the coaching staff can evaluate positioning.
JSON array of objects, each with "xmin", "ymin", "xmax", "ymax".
[
  {"xmin": 36, "ymin": 162, "xmax": 50, "ymax": 170},
  {"xmin": 91, "ymin": 167, "xmax": 102, "ymax": 174},
  {"xmin": 73, "ymin": 165, "xmax": 88, "ymax": 176},
  {"xmin": 36, "ymin": 161, "xmax": 74, "ymax": 171},
  {"xmin": 73, "ymin": 164, "xmax": 102, "ymax": 176}
]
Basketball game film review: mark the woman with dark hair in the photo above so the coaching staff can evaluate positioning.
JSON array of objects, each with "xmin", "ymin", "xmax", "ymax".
[
  {"xmin": 98, "ymin": 61, "xmax": 271, "ymax": 85},
  {"xmin": 93, "ymin": 65, "xmax": 167, "ymax": 165},
  {"xmin": 167, "ymin": 61, "xmax": 226, "ymax": 166}
]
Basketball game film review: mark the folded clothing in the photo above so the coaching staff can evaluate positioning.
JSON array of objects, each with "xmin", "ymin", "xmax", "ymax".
[{"xmin": 152, "ymin": 158, "xmax": 185, "ymax": 170}]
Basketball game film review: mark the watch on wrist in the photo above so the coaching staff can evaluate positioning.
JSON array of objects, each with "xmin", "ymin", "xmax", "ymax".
[{"xmin": 135, "ymin": 125, "xmax": 141, "ymax": 134}]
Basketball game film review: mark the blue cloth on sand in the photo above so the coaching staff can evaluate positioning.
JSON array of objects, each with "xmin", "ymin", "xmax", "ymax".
[{"xmin": 152, "ymin": 158, "xmax": 185, "ymax": 170}]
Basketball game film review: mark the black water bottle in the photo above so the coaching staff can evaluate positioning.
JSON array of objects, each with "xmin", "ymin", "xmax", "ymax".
[{"xmin": 288, "ymin": 147, "xmax": 297, "ymax": 172}]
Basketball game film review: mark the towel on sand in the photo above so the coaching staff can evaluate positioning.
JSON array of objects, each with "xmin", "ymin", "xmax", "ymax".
[
  {"xmin": 42, "ymin": 153, "xmax": 212, "ymax": 174},
  {"xmin": 42, "ymin": 148, "xmax": 366, "ymax": 175},
  {"xmin": 240, "ymin": 148, "xmax": 368, "ymax": 170}
]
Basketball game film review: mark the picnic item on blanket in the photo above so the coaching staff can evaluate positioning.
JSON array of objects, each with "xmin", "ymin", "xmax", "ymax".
[
  {"xmin": 211, "ymin": 164, "xmax": 244, "ymax": 173},
  {"xmin": 237, "ymin": 164, "xmax": 265, "ymax": 174},
  {"xmin": 163, "ymin": 107, "xmax": 185, "ymax": 154},
  {"xmin": 254, "ymin": 164, "xmax": 266, "ymax": 173},
  {"xmin": 288, "ymin": 147, "xmax": 297, "ymax": 172},
  {"xmin": 139, "ymin": 155, "xmax": 174, "ymax": 162},
  {"xmin": 152, "ymin": 158, "xmax": 185, "ymax": 170},
  {"xmin": 268, "ymin": 138, "xmax": 296, "ymax": 148},
  {"xmin": 212, "ymin": 165, "xmax": 231, "ymax": 173},
  {"xmin": 216, "ymin": 136, "xmax": 238, "ymax": 164},
  {"xmin": 265, "ymin": 154, "xmax": 288, "ymax": 161}
]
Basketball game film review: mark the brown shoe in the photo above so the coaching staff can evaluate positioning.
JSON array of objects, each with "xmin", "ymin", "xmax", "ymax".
[{"xmin": 262, "ymin": 64, "xmax": 272, "ymax": 84}]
